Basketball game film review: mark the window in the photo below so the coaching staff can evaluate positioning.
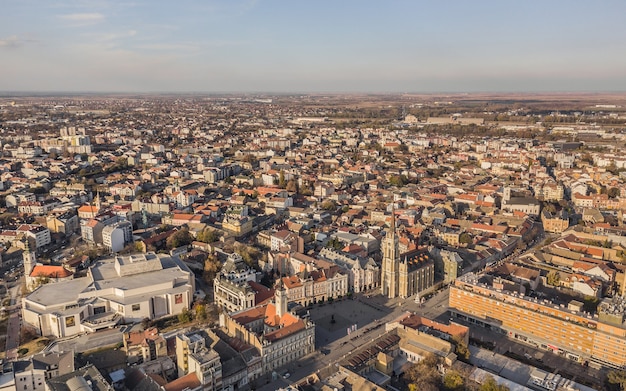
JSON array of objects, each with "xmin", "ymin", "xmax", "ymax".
[
  {"xmin": 65, "ymin": 316, "xmax": 75, "ymax": 328},
  {"xmin": 175, "ymin": 294, "xmax": 183, "ymax": 304},
  {"xmin": 132, "ymin": 304, "xmax": 141, "ymax": 311}
]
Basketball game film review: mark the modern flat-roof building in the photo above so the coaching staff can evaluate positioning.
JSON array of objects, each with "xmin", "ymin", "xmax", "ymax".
[
  {"xmin": 22, "ymin": 252, "xmax": 195, "ymax": 338},
  {"xmin": 449, "ymin": 272, "xmax": 626, "ymax": 369}
]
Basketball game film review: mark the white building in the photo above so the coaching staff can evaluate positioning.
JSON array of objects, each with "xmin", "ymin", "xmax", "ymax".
[
  {"xmin": 102, "ymin": 221, "xmax": 133, "ymax": 252},
  {"xmin": 22, "ymin": 253, "xmax": 195, "ymax": 338}
]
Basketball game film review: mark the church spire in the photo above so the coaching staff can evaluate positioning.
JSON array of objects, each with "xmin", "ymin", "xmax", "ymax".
[{"xmin": 390, "ymin": 202, "xmax": 396, "ymax": 237}]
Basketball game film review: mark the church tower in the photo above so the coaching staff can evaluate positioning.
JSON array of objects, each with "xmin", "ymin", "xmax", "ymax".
[
  {"xmin": 381, "ymin": 204, "xmax": 400, "ymax": 298},
  {"xmin": 94, "ymin": 191, "xmax": 102, "ymax": 212},
  {"xmin": 275, "ymin": 280, "xmax": 288, "ymax": 318},
  {"xmin": 22, "ymin": 237, "xmax": 36, "ymax": 277}
]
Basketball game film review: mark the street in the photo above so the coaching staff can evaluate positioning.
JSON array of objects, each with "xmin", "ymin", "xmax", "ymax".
[{"xmin": 4, "ymin": 275, "xmax": 23, "ymax": 361}]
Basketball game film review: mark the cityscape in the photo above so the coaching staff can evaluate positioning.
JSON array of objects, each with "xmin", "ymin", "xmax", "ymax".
[
  {"xmin": 3, "ymin": 1, "xmax": 626, "ymax": 391},
  {"xmin": 1, "ymin": 93, "xmax": 626, "ymax": 391}
]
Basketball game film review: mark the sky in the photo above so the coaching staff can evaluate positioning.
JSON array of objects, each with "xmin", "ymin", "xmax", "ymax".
[{"xmin": 1, "ymin": 0, "xmax": 626, "ymax": 93}]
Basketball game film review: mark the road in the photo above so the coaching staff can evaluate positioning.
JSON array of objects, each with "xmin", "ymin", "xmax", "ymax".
[
  {"xmin": 47, "ymin": 328, "xmax": 122, "ymax": 354},
  {"xmin": 4, "ymin": 275, "xmax": 24, "ymax": 360}
]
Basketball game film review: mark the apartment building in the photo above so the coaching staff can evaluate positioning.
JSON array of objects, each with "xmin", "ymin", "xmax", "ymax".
[{"xmin": 449, "ymin": 272, "xmax": 626, "ymax": 369}]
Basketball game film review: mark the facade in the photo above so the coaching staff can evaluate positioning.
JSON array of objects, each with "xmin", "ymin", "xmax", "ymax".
[
  {"xmin": 123, "ymin": 327, "xmax": 167, "ymax": 364},
  {"xmin": 102, "ymin": 220, "xmax": 133, "ymax": 252},
  {"xmin": 213, "ymin": 253, "xmax": 266, "ymax": 313},
  {"xmin": 541, "ymin": 209, "xmax": 569, "ymax": 234},
  {"xmin": 318, "ymin": 247, "xmax": 380, "ymax": 293},
  {"xmin": 220, "ymin": 284, "xmax": 315, "ymax": 374},
  {"xmin": 381, "ymin": 211, "xmax": 435, "ymax": 299},
  {"xmin": 46, "ymin": 212, "xmax": 79, "ymax": 235},
  {"xmin": 449, "ymin": 272, "xmax": 626, "ymax": 369},
  {"xmin": 434, "ymin": 249, "xmax": 464, "ymax": 284},
  {"xmin": 281, "ymin": 267, "xmax": 348, "ymax": 306},
  {"xmin": 22, "ymin": 252, "xmax": 194, "ymax": 338},
  {"xmin": 11, "ymin": 351, "xmax": 75, "ymax": 391},
  {"xmin": 176, "ymin": 333, "xmax": 223, "ymax": 391}
]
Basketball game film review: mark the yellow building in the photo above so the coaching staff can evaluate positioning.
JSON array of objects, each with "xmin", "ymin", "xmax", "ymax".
[{"xmin": 450, "ymin": 273, "xmax": 626, "ymax": 369}]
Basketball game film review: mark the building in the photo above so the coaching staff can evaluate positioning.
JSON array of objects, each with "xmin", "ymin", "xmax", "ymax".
[
  {"xmin": 10, "ymin": 351, "xmax": 75, "ymax": 391},
  {"xmin": 381, "ymin": 210, "xmax": 435, "ymax": 299},
  {"xmin": 123, "ymin": 327, "xmax": 167, "ymax": 364},
  {"xmin": 449, "ymin": 272, "xmax": 626, "ymax": 369},
  {"xmin": 541, "ymin": 209, "xmax": 569, "ymax": 234},
  {"xmin": 220, "ymin": 283, "xmax": 315, "ymax": 374},
  {"xmin": 318, "ymin": 248, "xmax": 380, "ymax": 293},
  {"xmin": 280, "ymin": 267, "xmax": 348, "ymax": 306},
  {"xmin": 213, "ymin": 253, "xmax": 271, "ymax": 314},
  {"xmin": 22, "ymin": 252, "xmax": 195, "ymax": 338},
  {"xmin": 176, "ymin": 332, "xmax": 223, "ymax": 391},
  {"xmin": 46, "ymin": 211, "xmax": 79, "ymax": 235},
  {"xmin": 434, "ymin": 249, "xmax": 464, "ymax": 284},
  {"xmin": 102, "ymin": 220, "xmax": 133, "ymax": 252},
  {"xmin": 502, "ymin": 187, "xmax": 541, "ymax": 216}
]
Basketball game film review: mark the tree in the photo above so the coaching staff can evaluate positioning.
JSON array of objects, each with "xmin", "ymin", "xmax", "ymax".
[
  {"xmin": 234, "ymin": 243, "xmax": 262, "ymax": 268},
  {"xmin": 388, "ymin": 174, "xmax": 408, "ymax": 187},
  {"xmin": 546, "ymin": 270, "xmax": 560, "ymax": 287},
  {"xmin": 177, "ymin": 307, "xmax": 191, "ymax": 323},
  {"xmin": 166, "ymin": 228, "xmax": 193, "ymax": 249},
  {"xmin": 453, "ymin": 335, "xmax": 470, "ymax": 361},
  {"xmin": 608, "ymin": 187, "xmax": 621, "ymax": 199},
  {"xmin": 459, "ymin": 232, "xmax": 472, "ymax": 245},
  {"xmin": 480, "ymin": 376, "xmax": 509, "ymax": 391},
  {"xmin": 321, "ymin": 200, "xmax": 337, "ymax": 211},
  {"xmin": 442, "ymin": 370, "xmax": 465, "ymax": 391},
  {"xmin": 203, "ymin": 253, "xmax": 221, "ymax": 283},
  {"xmin": 278, "ymin": 170, "xmax": 286, "ymax": 188},
  {"xmin": 197, "ymin": 228, "xmax": 222, "ymax": 243},
  {"xmin": 285, "ymin": 179, "xmax": 298, "ymax": 193},
  {"xmin": 607, "ymin": 369, "xmax": 626, "ymax": 391},
  {"xmin": 194, "ymin": 303, "xmax": 207, "ymax": 321},
  {"xmin": 403, "ymin": 353, "xmax": 441, "ymax": 391}
]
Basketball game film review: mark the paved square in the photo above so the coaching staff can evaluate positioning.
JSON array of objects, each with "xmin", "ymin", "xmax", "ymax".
[{"xmin": 308, "ymin": 297, "xmax": 391, "ymax": 346}]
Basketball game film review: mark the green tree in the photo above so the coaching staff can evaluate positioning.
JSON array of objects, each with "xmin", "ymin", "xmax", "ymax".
[
  {"xmin": 388, "ymin": 174, "xmax": 408, "ymax": 187},
  {"xmin": 285, "ymin": 179, "xmax": 298, "ymax": 193},
  {"xmin": 403, "ymin": 354, "xmax": 441, "ymax": 391},
  {"xmin": 480, "ymin": 376, "xmax": 510, "ymax": 391},
  {"xmin": 177, "ymin": 307, "xmax": 191, "ymax": 323},
  {"xmin": 197, "ymin": 228, "xmax": 222, "ymax": 243},
  {"xmin": 459, "ymin": 232, "xmax": 472, "ymax": 244},
  {"xmin": 321, "ymin": 200, "xmax": 337, "ymax": 211},
  {"xmin": 546, "ymin": 270, "xmax": 560, "ymax": 287},
  {"xmin": 608, "ymin": 187, "xmax": 621, "ymax": 199},
  {"xmin": 453, "ymin": 335, "xmax": 470, "ymax": 361},
  {"xmin": 442, "ymin": 370, "xmax": 465, "ymax": 391}
]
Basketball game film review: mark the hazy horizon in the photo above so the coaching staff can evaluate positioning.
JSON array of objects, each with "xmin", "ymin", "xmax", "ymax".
[{"xmin": 3, "ymin": 1, "xmax": 626, "ymax": 93}]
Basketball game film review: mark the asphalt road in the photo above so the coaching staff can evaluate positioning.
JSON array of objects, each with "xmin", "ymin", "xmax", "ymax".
[{"xmin": 4, "ymin": 275, "xmax": 23, "ymax": 361}]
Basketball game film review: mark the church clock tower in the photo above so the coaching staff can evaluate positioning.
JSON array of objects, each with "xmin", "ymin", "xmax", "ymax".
[{"xmin": 381, "ymin": 204, "xmax": 400, "ymax": 298}]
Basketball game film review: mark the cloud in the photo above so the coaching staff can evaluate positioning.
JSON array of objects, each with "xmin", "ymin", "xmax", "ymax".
[
  {"xmin": 0, "ymin": 35, "xmax": 37, "ymax": 49},
  {"xmin": 58, "ymin": 12, "xmax": 105, "ymax": 25}
]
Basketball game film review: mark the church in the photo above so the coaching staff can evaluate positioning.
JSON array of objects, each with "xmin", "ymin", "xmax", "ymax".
[{"xmin": 381, "ymin": 207, "xmax": 435, "ymax": 299}]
